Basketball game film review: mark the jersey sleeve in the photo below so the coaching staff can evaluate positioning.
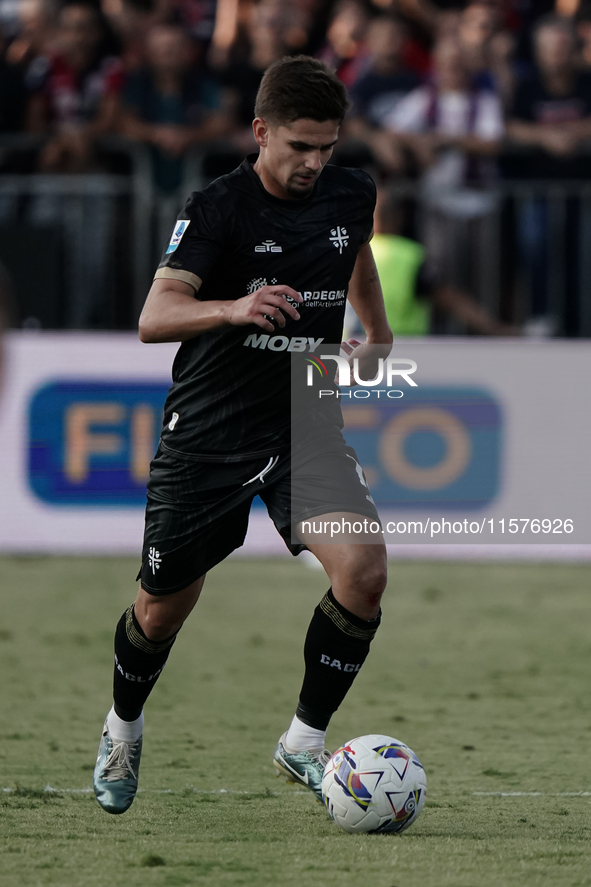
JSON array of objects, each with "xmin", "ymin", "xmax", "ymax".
[{"xmin": 154, "ymin": 191, "xmax": 224, "ymax": 292}]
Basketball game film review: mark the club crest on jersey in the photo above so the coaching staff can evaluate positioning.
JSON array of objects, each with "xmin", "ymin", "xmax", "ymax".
[
  {"xmin": 166, "ymin": 220, "xmax": 190, "ymax": 254},
  {"xmin": 247, "ymin": 277, "xmax": 275, "ymax": 294},
  {"xmin": 255, "ymin": 239, "xmax": 282, "ymax": 253},
  {"xmin": 329, "ymin": 226, "xmax": 349, "ymax": 254}
]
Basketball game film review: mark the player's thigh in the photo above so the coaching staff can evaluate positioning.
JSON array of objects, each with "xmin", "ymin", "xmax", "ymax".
[
  {"xmin": 262, "ymin": 436, "xmax": 382, "ymax": 555},
  {"xmin": 139, "ymin": 448, "xmax": 258, "ymax": 595}
]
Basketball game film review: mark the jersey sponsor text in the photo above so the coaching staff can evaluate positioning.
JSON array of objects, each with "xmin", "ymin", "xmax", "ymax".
[{"xmin": 243, "ymin": 334, "xmax": 324, "ymax": 352}]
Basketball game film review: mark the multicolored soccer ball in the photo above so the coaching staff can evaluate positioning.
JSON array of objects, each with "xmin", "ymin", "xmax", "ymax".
[{"xmin": 321, "ymin": 734, "xmax": 427, "ymax": 834}]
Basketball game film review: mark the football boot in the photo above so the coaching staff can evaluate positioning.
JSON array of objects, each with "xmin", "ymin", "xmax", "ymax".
[
  {"xmin": 93, "ymin": 720, "xmax": 142, "ymax": 814},
  {"xmin": 273, "ymin": 732, "xmax": 331, "ymax": 801}
]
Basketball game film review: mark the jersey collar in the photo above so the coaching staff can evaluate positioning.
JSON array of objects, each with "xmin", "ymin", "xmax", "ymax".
[{"xmin": 243, "ymin": 154, "xmax": 318, "ymax": 208}]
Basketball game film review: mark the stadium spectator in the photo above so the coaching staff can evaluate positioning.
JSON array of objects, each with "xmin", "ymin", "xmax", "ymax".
[
  {"xmin": 458, "ymin": 1, "xmax": 515, "ymax": 103},
  {"xmin": 555, "ymin": 0, "xmax": 582, "ymax": 15},
  {"xmin": 349, "ymin": 17, "xmax": 421, "ymax": 126},
  {"xmin": 100, "ymin": 0, "xmax": 160, "ymax": 73},
  {"xmin": 506, "ymin": 14, "xmax": 591, "ymax": 334},
  {"xmin": 219, "ymin": 0, "xmax": 289, "ymax": 156},
  {"xmin": 394, "ymin": 0, "xmax": 555, "ymax": 31},
  {"xmin": 209, "ymin": 0, "xmax": 325, "ymax": 70},
  {"xmin": 344, "ymin": 15, "xmax": 421, "ymax": 173},
  {"xmin": 5, "ymin": 0, "xmax": 57, "ymax": 72},
  {"xmin": 120, "ymin": 23, "xmax": 230, "ymax": 193},
  {"xmin": 316, "ymin": 0, "xmax": 370, "ymax": 87},
  {"xmin": 576, "ymin": 1, "xmax": 591, "ymax": 70},
  {"xmin": 506, "ymin": 15, "xmax": 591, "ymax": 175},
  {"xmin": 384, "ymin": 38, "xmax": 504, "ymax": 295},
  {"xmin": 381, "ymin": 0, "xmax": 446, "ymax": 33},
  {"xmin": 384, "ymin": 38, "xmax": 504, "ymax": 186},
  {"xmin": 26, "ymin": 2, "xmax": 124, "ymax": 172},
  {"xmin": 0, "ymin": 26, "xmax": 26, "ymax": 133},
  {"xmin": 24, "ymin": 3, "xmax": 124, "ymax": 327},
  {"xmin": 167, "ymin": 0, "xmax": 216, "ymax": 47}
]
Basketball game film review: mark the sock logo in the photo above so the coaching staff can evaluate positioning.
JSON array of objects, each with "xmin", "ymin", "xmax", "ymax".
[
  {"xmin": 320, "ymin": 654, "xmax": 361, "ymax": 672},
  {"xmin": 115, "ymin": 653, "xmax": 164, "ymax": 683}
]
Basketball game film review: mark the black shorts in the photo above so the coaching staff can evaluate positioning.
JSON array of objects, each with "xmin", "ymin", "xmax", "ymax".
[{"xmin": 138, "ymin": 429, "xmax": 380, "ymax": 595}]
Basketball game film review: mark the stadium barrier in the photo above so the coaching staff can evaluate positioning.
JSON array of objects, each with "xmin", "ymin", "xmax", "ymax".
[
  {"xmin": 1, "ymin": 331, "xmax": 590, "ymax": 560},
  {"xmin": 2, "ymin": 137, "xmax": 591, "ymax": 335}
]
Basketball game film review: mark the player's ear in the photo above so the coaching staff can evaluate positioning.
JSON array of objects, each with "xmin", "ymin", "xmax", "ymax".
[{"xmin": 253, "ymin": 117, "xmax": 269, "ymax": 148}]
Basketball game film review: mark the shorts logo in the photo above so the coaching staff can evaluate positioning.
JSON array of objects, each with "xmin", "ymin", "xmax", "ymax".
[
  {"xmin": 255, "ymin": 240, "xmax": 282, "ymax": 253},
  {"xmin": 346, "ymin": 453, "xmax": 368, "ymax": 488},
  {"xmin": 166, "ymin": 220, "xmax": 190, "ymax": 254},
  {"xmin": 168, "ymin": 412, "xmax": 179, "ymax": 431},
  {"xmin": 148, "ymin": 546, "xmax": 162, "ymax": 574},
  {"xmin": 329, "ymin": 226, "xmax": 348, "ymax": 254}
]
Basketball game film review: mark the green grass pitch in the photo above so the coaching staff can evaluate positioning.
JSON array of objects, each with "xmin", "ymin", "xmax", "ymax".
[{"xmin": 1, "ymin": 555, "xmax": 591, "ymax": 887}]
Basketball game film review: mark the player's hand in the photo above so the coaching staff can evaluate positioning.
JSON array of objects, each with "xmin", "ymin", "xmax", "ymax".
[
  {"xmin": 341, "ymin": 338, "xmax": 391, "ymax": 385},
  {"xmin": 227, "ymin": 285, "xmax": 302, "ymax": 331}
]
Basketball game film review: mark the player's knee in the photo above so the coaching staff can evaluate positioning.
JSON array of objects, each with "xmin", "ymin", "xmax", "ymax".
[
  {"xmin": 335, "ymin": 550, "xmax": 387, "ymax": 603},
  {"xmin": 135, "ymin": 603, "xmax": 182, "ymax": 642},
  {"xmin": 356, "ymin": 561, "xmax": 387, "ymax": 603}
]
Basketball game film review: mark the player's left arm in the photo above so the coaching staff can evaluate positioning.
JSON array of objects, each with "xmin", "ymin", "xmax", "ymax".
[{"xmin": 346, "ymin": 243, "xmax": 393, "ymax": 347}]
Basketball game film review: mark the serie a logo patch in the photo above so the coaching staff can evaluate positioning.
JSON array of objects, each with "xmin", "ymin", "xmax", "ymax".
[{"xmin": 166, "ymin": 220, "xmax": 190, "ymax": 254}]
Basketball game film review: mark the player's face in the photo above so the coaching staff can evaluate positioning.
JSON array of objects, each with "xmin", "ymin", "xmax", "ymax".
[{"xmin": 253, "ymin": 118, "xmax": 340, "ymax": 200}]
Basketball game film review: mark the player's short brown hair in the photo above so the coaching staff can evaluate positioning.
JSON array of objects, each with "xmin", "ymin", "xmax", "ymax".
[{"xmin": 254, "ymin": 56, "xmax": 349, "ymax": 126}]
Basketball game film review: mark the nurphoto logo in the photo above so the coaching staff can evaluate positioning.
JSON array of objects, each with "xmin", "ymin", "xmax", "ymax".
[{"xmin": 306, "ymin": 355, "xmax": 418, "ymax": 390}]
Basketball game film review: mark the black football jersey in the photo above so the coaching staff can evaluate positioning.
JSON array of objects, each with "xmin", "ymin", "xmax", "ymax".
[{"xmin": 154, "ymin": 156, "xmax": 375, "ymax": 460}]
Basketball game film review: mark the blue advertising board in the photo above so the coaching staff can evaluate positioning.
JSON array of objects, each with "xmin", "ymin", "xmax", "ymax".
[
  {"xmin": 343, "ymin": 387, "xmax": 501, "ymax": 509},
  {"xmin": 28, "ymin": 381, "xmax": 501, "ymax": 510},
  {"xmin": 29, "ymin": 381, "xmax": 168, "ymax": 506}
]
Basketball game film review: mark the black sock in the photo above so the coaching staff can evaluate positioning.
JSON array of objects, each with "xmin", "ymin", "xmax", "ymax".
[
  {"xmin": 296, "ymin": 588, "xmax": 381, "ymax": 731},
  {"xmin": 112, "ymin": 605, "xmax": 177, "ymax": 721}
]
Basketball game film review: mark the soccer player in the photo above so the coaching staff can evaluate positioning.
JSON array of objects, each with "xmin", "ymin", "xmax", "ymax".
[{"xmin": 93, "ymin": 56, "xmax": 393, "ymax": 814}]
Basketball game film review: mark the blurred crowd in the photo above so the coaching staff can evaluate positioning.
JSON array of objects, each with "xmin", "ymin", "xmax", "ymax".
[
  {"xmin": 3, "ymin": 0, "xmax": 591, "ymax": 184},
  {"xmin": 3, "ymin": 0, "xmax": 591, "ymax": 334}
]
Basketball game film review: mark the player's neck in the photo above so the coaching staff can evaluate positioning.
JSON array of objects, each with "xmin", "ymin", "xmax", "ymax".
[{"xmin": 251, "ymin": 158, "xmax": 302, "ymax": 202}]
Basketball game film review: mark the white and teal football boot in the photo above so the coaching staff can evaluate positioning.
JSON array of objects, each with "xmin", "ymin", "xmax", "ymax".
[
  {"xmin": 93, "ymin": 721, "xmax": 142, "ymax": 814},
  {"xmin": 273, "ymin": 733, "xmax": 331, "ymax": 801}
]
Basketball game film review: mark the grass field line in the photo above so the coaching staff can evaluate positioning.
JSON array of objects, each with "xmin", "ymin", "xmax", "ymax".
[
  {"xmin": 4, "ymin": 785, "xmax": 591, "ymax": 798},
  {"xmin": 473, "ymin": 791, "xmax": 591, "ymax": 797},
  {"xmin": 2, "ymin": 785, "xmax": 310, "ymax": 796}
]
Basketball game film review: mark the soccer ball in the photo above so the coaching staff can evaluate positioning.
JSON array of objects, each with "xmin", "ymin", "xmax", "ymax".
[{"xmin": 321, "ymin": 734, "xmax": 427, "ymax": 834}]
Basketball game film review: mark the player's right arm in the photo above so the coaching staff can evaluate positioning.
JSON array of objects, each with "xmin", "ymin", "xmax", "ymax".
[
  {"xmin": 138, "ymin": 278, "xmax": 302, "ymax": 343},
  {"xmin": 141, "ymin": 189, "xmax": 301, "ymax": 342}
]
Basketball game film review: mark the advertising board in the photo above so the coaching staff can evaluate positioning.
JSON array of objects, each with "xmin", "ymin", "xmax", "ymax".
[{"xmin": 1, "ymin": 333, "xmax": 590, "ymax": 558}]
